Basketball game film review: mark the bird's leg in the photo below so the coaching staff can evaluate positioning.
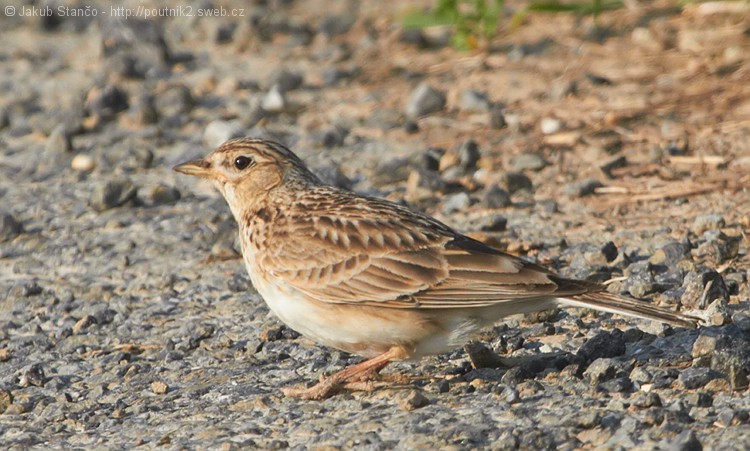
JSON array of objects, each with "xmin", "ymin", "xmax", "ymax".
[{"xmin": 283, "ymin": 347, "xmax": 405, "ymax": 400}]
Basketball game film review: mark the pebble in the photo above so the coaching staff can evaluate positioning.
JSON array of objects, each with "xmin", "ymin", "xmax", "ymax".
[
  {"xmin": 71, "ymin": 154, "xmax": 96, "ymax": 172},
  {"xmin": 86, "ymin": 84, "xmax": 130, "ymax": 122},
  {"xmin": 261, "ymin": 85, "xmax": 287, "ymax": 113},
  {"xmin": 691, "ymin": 325, "xmax": 750, "ymax": 390},
  {"xmin": 405, "ymin": 82, "xmax": 446, "ymax": 118},
  {"xmin": 464, "ymin": 342, "xmax": 503, "ymax": 369},
  {"xmin": 578, "ymin": 330, "xmax": 627, "ymax": 363},
  {"xmin": 151, "ymin": 381, "xmax": 169, "ymax": 395},
  {"xmin": 0, "ymin": 212, "xmax": 23, "ymax": 242},
  {"xmin": 399, "ymin": 390, "xmax": 430, "ymax": 411},
  {"xmin": 510, "ymin": 153, "xmax": 547, "ymax": 172},
  {"xmin": 90, "ymin": 177, "xmax": 138, "ymax": 212},
  {"xmin": 46, "ymin": 125, "xmax": 73, "ymax": 153},
  {"xmin": 457, "ymin": 139, "xmax": 481, "ymax": 173},
  {"xmin": 676, "ymin": 367, "xmax": 719, "ymax": 389},
  {"xmin": 481, "ymin": 215, "xmax": 508, "ymax": 232},
  {"xmin": 540, "ymin": 117, "xmax": 561, "ymax": 134},
  {"xmin": 442, "ymin": 192, "xmax": 470, "ymax": 214},
  {"xmin": 459, "ymin": 90, "xmax": 491, "ymax": 112},
  {"xmin": 204, "ymin": 120, "xmax": 245, "ymax": 148},
  {"xmin": 482, "ymin": 185, "xmax": 512, "ymax": 209},
  {"xmin": 18, "ymin": 363, "xmax": 46, "ymax": 387},
  {"xmin": 664, "ymin": 430, "xmax": 702, "ymax": 451},
  {"xmin": 681, "ymin": 269, "xmax": 729, "ymax": 309},
  {"xmin": 583, "ymin": 358, "xmax": 620, "ymax": 384},
  {"xmin": 649, "ymin": 241, "xmax": 690, "ymax": 266},
  {"xmin": 684, "ymin": 392, "xmax": 713, "ymax": 408},
  {"xmin": 499, "ymin": 172, "xmax": 533, "ymax": 194},
  {"xmin": 698, "ymin": 230, "xmax": 740, "ymax": 263},
  {"xmin": 489, "ymin": 106, "xmax": 507, "ymax": 129},
  {"xmin": 148, "ymin": 184, "xmax": 181, "ymax": 205}
]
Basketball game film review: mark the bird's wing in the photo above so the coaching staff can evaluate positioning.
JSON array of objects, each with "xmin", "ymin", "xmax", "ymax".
[{"xmin": 259, "ymin": 200, "xmax": 593, "ymax": 309}]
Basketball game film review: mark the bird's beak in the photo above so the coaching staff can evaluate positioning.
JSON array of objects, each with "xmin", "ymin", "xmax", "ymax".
[{"xmin": 173, "ymin": 159, "xmax": 213, "ymax": 178}]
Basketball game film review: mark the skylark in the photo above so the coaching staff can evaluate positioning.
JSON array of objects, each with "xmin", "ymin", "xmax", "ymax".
[{"xmin": 174, "ymin": 138, "xmax": 698, "ymax": 400}]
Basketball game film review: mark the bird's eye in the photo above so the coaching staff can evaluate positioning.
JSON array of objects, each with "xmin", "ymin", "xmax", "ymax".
[{"xmin": 234, "ymin": 156, "xmax": 254, "ymax": 170}]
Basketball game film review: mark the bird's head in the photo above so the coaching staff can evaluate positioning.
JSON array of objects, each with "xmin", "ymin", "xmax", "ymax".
[{"xmin": 173, "ymin": 138, "xmax": 319, "ymax": 218}]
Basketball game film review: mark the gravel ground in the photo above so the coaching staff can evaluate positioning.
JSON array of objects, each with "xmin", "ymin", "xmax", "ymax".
[{"xmin": 1, "ymin": 0, "xmax": 750, "ymax": 449}]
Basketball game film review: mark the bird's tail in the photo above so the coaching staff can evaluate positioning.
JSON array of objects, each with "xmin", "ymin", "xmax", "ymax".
[{"xmin": 557, "ymin": 291, "xmax": 699, "ymax": 328}]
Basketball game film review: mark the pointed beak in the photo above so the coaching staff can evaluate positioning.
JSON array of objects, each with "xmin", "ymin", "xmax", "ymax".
[{"xmin": 173, "ymin": 159, "xmax": 213, "ymax": 178}]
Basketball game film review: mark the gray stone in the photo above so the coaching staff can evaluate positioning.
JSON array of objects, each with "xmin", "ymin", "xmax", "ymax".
[
  {"xmin": 500, "ymin": 172, "xmax": 533, "ymax": 194},
  {"xmin": 147, "ymin": 185, "xmax": 181, "ymax": 205},
  {"xmin": 584, "ymin": 358, "xmax": 620, "ymax": 384},
  {"xmin": 405, "ymin": 83, "xmax": 446, "ymax": 118},
  {"xmin": 264, "ymin": 69, "xmax": 303, "ymax": 93},
  {"xmin": 578, "ymin": 329, "xmax": 626, "ymax": 363},
  {"xmin": 0, "ymin": 212, "xmax": 23, "ymax": 242},
  {"xmin": 442, "ymin": 192, "xmax": 470, "ymax": 214},
  {"xmin": 261, "ymin": 85, "xmax": 287, "ymax": 113},
  {"xmin": 510, "ymin": 153, "xmax": 547, "ymax": 172},
  {"xmin": 90, "ymin": 178, "xmax": 138, "ymax": 212},
  {"xmin": 482, "ymin": 185, "xmax": 512, "ymax": 209},
  {"xmin": 681, "ymin": 269, "xmax": 729, "ymax": 309},
  {"xmin": 459, "ymin": 90, "xmax": 490, "ymax": 112},
  {"xmin": 676, "ymin": 367, "xmax": 719, "ymax": 389},
  {"xmin": 46, "ymin": 125, "xmax": 72, "ymax": 153}
]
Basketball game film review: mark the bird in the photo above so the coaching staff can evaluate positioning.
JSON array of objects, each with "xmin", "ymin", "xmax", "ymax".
[{"xmin": 174, "ymin": 137, "xmax": 699, "ymax": 400}]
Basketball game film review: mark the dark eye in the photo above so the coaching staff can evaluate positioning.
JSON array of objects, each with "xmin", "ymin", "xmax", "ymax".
[{"xmin": 234, "ymin": 156, "xmax": 254, "ymax": 170}]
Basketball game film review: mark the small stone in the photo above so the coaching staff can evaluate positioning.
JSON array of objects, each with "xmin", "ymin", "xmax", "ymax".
[
  {"xmin": 0, "ymin": 389, "xmax": 12, "ymax": 414},
  {"xmin": 18, "ymin": 364, "xmax": 45, "ymax": 388},
  {"xmin": 261, "ymin": 86, "xmax": 287, "ymax": 113},
  {"xmin": 704, "ymin": 298, "xmax": 730, "ymax": 326},
  {"xmin": 510, "ymin": 153, "xmax": 547, "ymax": 172},
  {"xmin": 73, "ymin": 315, "xmax": 97, "ymax": 334},
  {"xmin": 692, "ymin": 325, "xmax": 750, "ymax": 390},
  {"xmin": 0, "ymin": 349, "xmax": 10, "ymax": 362},
  {"xmin": 649, "ymin": 241, "xmax": 690, "ymax": 266},
  {"xmin": 482, "ymin": 185, "xmax": 512, "ymax": 209},
  {"xmin": 405, "ymin": 83, "xmax": 446, "ymax": 118},
  {"xmin": 464, "ymin": 342, "xmax": 503, "ymax": 369},
  {"xmin": 399, "ymin": 390, "xmax": 430, "ymax": 410},
  {"xmin": 601, "ymin": 241, "xmax": 618, "ymax": 262},
  {"xmin": 684, "ymin": 392, "xmax": 713, "ymax": 407},
  {"xmin": 442, "ymin": 192, "xmax": 470, "ymax": 214},
  {"xmin": 0, "ymin": 212, "xmax": 23, "ymax": 242},
  {"xmin": 600, "ymin": 376, "xmax": 632, "ymax": 392},
  {"xmin": 500, "ymin": 172, "xmax": 533, "ymax": 194},
  {"xmin": 90, "ymin": 178, "xmax": 138, "ymax": 212},
  {"xmin": 565, "ymin": 179, "xmax": 603, "ymax": 197},
  {"xmin": 151, "ymin": 381, "xmax": 169, "ymax": 395},
  {"xmin": 457, "ymin": 140, "xmax": 481, "ymax": 173},
  {"xmin": 71, "ymin": 154, "xmax": 95, "ymax": 172},
  {"xmin": 323, "ymin": 67, "xmax": 355, "ymax": 86},
  {"xmin": 578, "ymin": 330, "xmax": 626, "ymax": 363},
  {"xmin": 676, "ymin": 367, "xmax": 719, "ymax": 389},
  {"xmin": 422, "ymin": 148, "xmax": 445, "ymax": 171},
  {"xmin": 717, "ymin": 408, "xmax": 750, "ymax": 427},
  {"xmin": 481, "ymin": 215, "xmax": 508, "ymax": 232},
  {"xmin": 318, "ymin": 15, "xmax": 354, "ymax": 37},
  {"xmin": 693, "ymin": 214, "xmax": 725, "ymax": 234},
  {"xmin": 321, "ymin": 125, "xmax": 349, "ymax": 148},
  {"xmin": 46, "ymin": 125, "xmax": 72, "ymax": 153},
  {"xmin": 664, "ymin": 430, "xmax": 702, "ymax": 451},
  {"xmin": 631, "ymin": 392, "xmax": 662, "ymax": 408},
  {"xmin": 489, "ymin": 106, "xmax": 507, "ymax": 129},
  {"xmin": 459, "ymin": 90, "xmax": 490, "ymax": 112},
  {"xmin": 204, "ymin": 120, "xmax": 244, "ymax": 148},
  {"xmin": 540, "ymin": 117, "xmax": 561, "ymax": 134},
  {"xmin": 500, "ymin": 386, "xmax": 520, "ymax": 404},
  {"xmin": 681, "ymin": 269, "xmax": 729, "ymax": 309},
  {"xmin": 86, "ymin": 84, "xmax": 130, "ymax": 122},
  {"xmin": 583, "ymin": 358, "xmax": 619, "ymax": 384},
  {"xmin": 148, "ymin": 184, "xmax": 181, "ymax": 205},
  {"xmin": 698, "ymin": 230, "xmax": 740, "ymax": 263}
]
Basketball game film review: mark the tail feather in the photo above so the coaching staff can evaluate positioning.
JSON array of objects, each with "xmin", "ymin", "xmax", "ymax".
[{"xmin": 557, "ymin": 291, "xmax": 699, "ymax": 328}]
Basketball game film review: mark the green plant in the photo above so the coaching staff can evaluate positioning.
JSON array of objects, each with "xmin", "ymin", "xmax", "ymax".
[{"xmin": 403, "ymin": 0, "xmax": 506, "ymax": 50}]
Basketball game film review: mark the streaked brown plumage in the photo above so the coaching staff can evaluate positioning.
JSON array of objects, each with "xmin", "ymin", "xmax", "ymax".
[{"xmin": 174, "ymin": 138, "xmax": 699, "ymax": 399}]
